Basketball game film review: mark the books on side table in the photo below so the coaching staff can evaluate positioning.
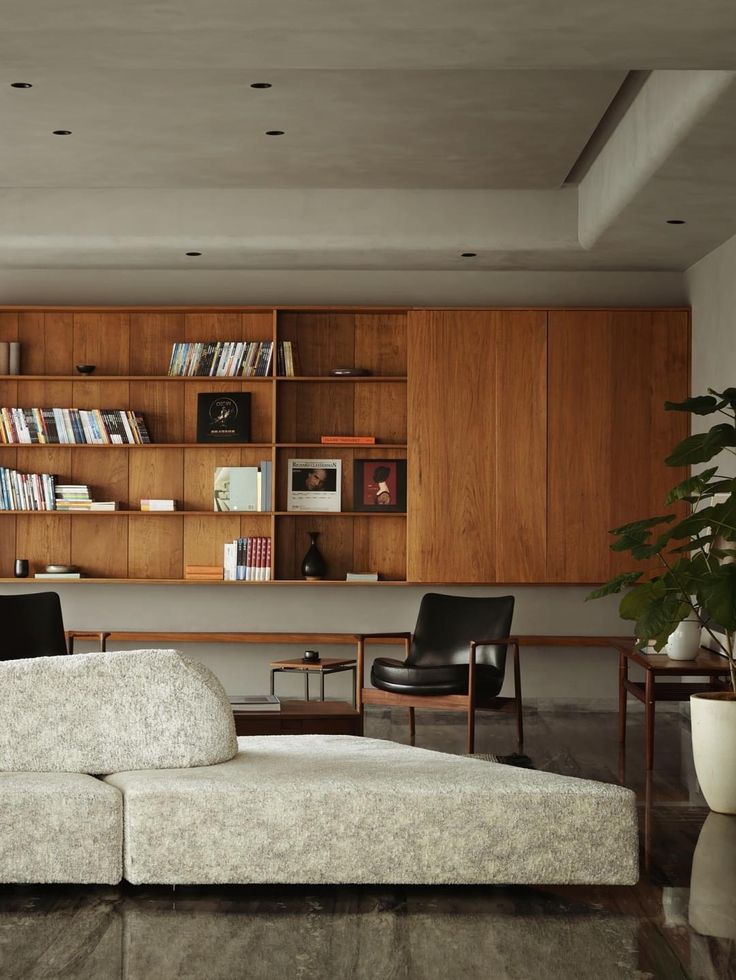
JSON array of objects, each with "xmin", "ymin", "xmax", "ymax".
[{"xmin": 229, "ymin": 694, "xmax": 281, "ymax": 712}]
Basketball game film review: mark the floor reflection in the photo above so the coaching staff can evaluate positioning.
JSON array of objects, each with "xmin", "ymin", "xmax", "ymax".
[{"xmin": 0, "ymin": 706, "xmax": 734, "ymax": 979}]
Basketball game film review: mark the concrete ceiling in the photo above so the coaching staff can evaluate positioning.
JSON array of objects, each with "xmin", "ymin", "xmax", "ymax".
[{"xmin": 2, "ymin": 1, "xmax": 736, "ymax": 297}]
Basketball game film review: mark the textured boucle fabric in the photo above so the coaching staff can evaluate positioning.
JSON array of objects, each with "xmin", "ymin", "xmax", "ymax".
[
  {"xmin": 106, "ymin": 735, "xmax": 639, "ymax": 885},
  {"xmin": 0, "ymin": 649, "xmax": 237, "ymax": 774},
  {"xmin": 0, "ymin": 772, "xmax": 122, "ymax": 883}
]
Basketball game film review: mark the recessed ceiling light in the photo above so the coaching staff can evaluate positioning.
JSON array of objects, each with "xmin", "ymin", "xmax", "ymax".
[
  {"xmin": 666, "ymin": 219, "xmax": 686, "ymax": 225},
  {"xmin": 10, "ymin": 82, "xmax": 33, "ymax": 89},
  {"xmin": 185, "ymin": 251, "xmax": 202, "ymax": 257},
  {"xmin": 52, "ymin": 130, "xmax": 72, "ymax": 136},
  {"xmin": 251, "ymin": 82, "xmax": 272, "ymax": 89},
  {"xmin": 265, "ymin": 130, "xmax": 284, "ymax": 136},
  {"xmin": 461, "ymin": 252, "xmax": 477, "ymax": 258}
]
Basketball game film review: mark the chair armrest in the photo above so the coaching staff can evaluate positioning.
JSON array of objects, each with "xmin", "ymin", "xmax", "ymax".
[
  {"xmin": 469, "ymin": 635, "xmax": 519, "ymax": 647},
  {"xmin": 355, "ymin": 633, "xmax": 412, "ymax": 713}
]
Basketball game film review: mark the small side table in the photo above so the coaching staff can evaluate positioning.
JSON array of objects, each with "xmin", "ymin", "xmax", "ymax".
[
  {"xmin": 616, "ymin": 643, "xmax": 731, "ymax": 770},
  {"xmin": 269, "ymin": 657, "xmax": 357, "ymax": 707}
]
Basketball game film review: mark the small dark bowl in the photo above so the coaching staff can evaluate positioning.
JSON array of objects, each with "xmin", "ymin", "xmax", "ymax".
[{"xmin": 75, "ymin": 364, "xmax": 96, "ymax": 375}]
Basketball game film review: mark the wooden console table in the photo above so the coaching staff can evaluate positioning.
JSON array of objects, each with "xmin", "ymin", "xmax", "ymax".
[
  {"xmin": 233, "ymin": 700, "xmax": 361, "ymax": 736},
  {"xmin": 614, "ymin": 642, "xmax": 731, "ymax": 770}
]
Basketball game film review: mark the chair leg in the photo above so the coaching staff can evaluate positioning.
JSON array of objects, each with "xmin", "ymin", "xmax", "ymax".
[
  {"xmin": 467, "ymin": 702, "xmax": 475, "ymax": 754},
  {"xmin": 408, "ymin": 707, "xmax": 415, "ymax": 743},
  {"xmin": 512, "ymin": 641, "xmax": 523, "ymax": 751}
]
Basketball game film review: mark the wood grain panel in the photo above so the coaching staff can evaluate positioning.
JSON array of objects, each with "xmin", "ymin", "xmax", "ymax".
[
  {"xmin": 352, "ymin": 516, "xmax": 407, "ymax": 580},
  {"xmin": 183, "ymin": 515, "xmax": 241, "ymax": 567},
  {"xmin": 128, "ymin": 449, "xmax": 184, "ymax": 509},
  {"xmin": 184, "ymin": 313, "xmax": 243, "ymax": 341},
  {"xmin": 70, "ymin": 447, "xmax": 128, "ymax": 506},
  {"xmin": 16, "ymin": 447, "xmax": 72, "ymax": 488},
  {"xmin": 16, "ymin": 515, "xmax": 71, "ymax": 575},
  {"xmin": 276, "ymin": 381, "xmax": 355, "ymax": 444},
  {"xmin": 277, "ymin": 314, "xmax": 355, "ymax": 377},
  {"xmin": 128, "ymin": 516, "xmax": 183, "ymax": 579},
  {"xmin": 183, "ymin": 446, "xmax": 241, "ymax": 511},
  {"xmin": 547, "ymin": 310, "xmax": 690, "ymax": 582},
  {"xmin": 493, "ymin": 312, "xmax": 547, "ymax": 581},
  {"xmin": 354, "ymin": 314, "xmax": 407, "ymax": 375},
  {"xmin": 73, "ymin": 313, "xmax": 130, "ymax": 374},
  {"xmin": 16, "ymin": 313, "xmax": 45, "ymax": 375},
  {"xmin": 71, "ymin": 515, "xmax": 128, "ymax": 577},
  {"xmin": 352, "ymin": 381, "xmax": 407, "ymax": 444},
  {"xmin": 0, "ymin": 313, "xmax": 19, "ymax": 343},
  {"xmin": 129, "ymin": 380, "xmax": 185, "ymax": 443},
  {"xmin": 241, "ymin": 312, "xmax": 275, "ymax": 343},
  {"xmin": 71, "ymin": 380, "xmax": 130, "ymax": 411},
  {"xmin": 0, "ymin": 515, "xmax": 17, "ymax": 577},
  {"xmin": 129, "ymin": 313, "xmax": 185, "ymax": 375},
  {"xmin": 41, "ymin": 312, "xmax": 75, "ymax": 375},
  {"xmin": 15, "ymin": 379, "xmax": 73, "ymax": 410},
  {"xmin": 407, "ymin": 310, "xmax": 546, "ymax": 582}
]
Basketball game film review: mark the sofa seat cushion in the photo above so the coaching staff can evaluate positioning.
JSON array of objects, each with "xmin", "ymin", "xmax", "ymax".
[
  {"xmin": 0, "ymin": 772, "xmax": 122, "ymax": 884},
  {"xmin": 105, "ymin": 735, "xmax": 638, "ymax": 886},
  {"xmin": 0, "ymin": 649, "xmax": 237, "ymax": 775}
]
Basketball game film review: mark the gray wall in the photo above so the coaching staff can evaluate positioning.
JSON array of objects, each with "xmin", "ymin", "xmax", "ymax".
[{"xmin": 3, "ymin": 268, "xmax": 693, "ymax": 705}]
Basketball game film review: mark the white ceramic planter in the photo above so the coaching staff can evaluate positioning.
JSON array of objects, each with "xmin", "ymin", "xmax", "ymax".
[
  {"xmin": 666, "ymin": 615, "xmax": 701, "ymax": 660},
  {"xmin": 690, "ymin": 692, "xmax": 736, "ymax": 813},
  {"xmin": 689, "ymin": 811, "xmax": 736, "ymax": 938}
]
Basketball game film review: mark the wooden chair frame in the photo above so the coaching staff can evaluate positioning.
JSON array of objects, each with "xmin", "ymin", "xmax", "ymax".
[{"xmin": 356, "ymin": 632, "xmax": 523, "ymax": 754}]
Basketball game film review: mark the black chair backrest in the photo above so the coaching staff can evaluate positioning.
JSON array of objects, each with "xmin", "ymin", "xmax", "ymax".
[
  {"xmin": 407, "ymin": 593, "xmax": 514, "ymax": 671},
  {"xmin": 0, "ymin": 592, "xmax": 68, "ymax": 660}
]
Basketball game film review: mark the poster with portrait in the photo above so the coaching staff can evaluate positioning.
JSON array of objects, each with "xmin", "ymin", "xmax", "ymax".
[
  {"xmin": 353, "ymin": 459, "xmax": 407, "ymax": 512},
  {"xmin": 287, "ymin": 458, "xmax": 342, "ymax": 512}
]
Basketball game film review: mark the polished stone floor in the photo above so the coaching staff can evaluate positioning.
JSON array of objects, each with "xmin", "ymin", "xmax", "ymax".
[{"xmin": 0, "ymin": 704, "xmax": 734, "ymax": 979}]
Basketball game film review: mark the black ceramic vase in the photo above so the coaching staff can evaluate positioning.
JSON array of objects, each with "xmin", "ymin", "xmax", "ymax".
[{"xmin": 301, "ymin": 531, "xmax": 327, "ymax": 581}]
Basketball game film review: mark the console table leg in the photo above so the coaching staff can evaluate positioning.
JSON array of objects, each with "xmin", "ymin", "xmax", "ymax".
[
  {"xmin": 618, "ymin": 652, "xmax": 627, "ymax": 746},
  {"xmin": 320, "ymin": 670, "xmax": 325, "ymax": 702},
  {"xmin": 270, "ymin": 669, "xmax": 275, "ymax": 696},
  {"xmin": 304, "ymin": 672, "xmax": 309, "ymax": 701},
  {"xmin": 645, "ymin": 669, "xmax": 655, "ymax": 771}
]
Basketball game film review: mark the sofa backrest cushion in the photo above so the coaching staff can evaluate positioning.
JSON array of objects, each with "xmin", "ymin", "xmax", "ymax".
[{"xmin": 0, "ymin": 649, "xmax": 237, "ymax": 774}]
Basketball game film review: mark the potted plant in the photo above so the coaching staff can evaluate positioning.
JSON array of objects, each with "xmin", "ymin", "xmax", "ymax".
[{"xmin": 588, "ymin": 387, "xmax": 736, "ymax": 813}]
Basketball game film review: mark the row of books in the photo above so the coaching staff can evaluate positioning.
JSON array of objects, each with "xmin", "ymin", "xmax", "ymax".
[
  {"xmin": 55, "ymin": 485, "xmax": 117, "ymax": 511},
  {"xmin": 223, "ymin": 536, "xmax": 272, "ymax": 581},
  {"xmin": 0, "ymin": 466, "xmax": 56, "ymax": 511},
  {"xmin": 0, "ymin": 407, "xmax": 152, "ymax": 445},
  {"xmin": 168, "ymin": 341, "xmax": 274, "ymax": 377},
  {"xmin": 275, "ymin": 341, "xmax": 297, "ymax": 376}
]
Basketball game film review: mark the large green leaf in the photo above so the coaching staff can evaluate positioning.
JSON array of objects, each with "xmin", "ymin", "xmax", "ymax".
[
  {"xmin": 711, "ymin": 494, "xmax": 736, "ymax": 540},
  {"xmin": 710, "ymin": 387, "xmax": 736, "ymax": 410},
  {"xmin": 665, "ymin": 424, "xmax": 736, "ymax": 466},
  {"xmin": 586, "ymin": 571, "xmax": 643, "ymax": 600},
  {"xmin": 668, "ymin": 534, "xmax": 715, "ymax": 555},
  {"xmin": 665, "ymin": 468, "xmax": 718, "ymax": 504},
  {"xmin": 667, "ymin": 509, "xmax": 717, "ymax": 540},
  {"xmin": 665, "ymin": 395, "xmax": 720, "ymax": 415},
  {"xmin": 698, "ymin": 565, "xmax": 736, "ymax": 631},
  {"xmin": 609, "ymin": 515, "xmax": 675, "ymax": 536}
]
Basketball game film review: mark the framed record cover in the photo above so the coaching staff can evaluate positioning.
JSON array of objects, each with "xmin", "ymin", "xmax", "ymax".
[
  {"xmin": 353, "ymin": 459, "xmax": 406, "ymax": 512},
  {"xmin": 196, "ymin": 392, "xmax": 251, "ymax": 443}
]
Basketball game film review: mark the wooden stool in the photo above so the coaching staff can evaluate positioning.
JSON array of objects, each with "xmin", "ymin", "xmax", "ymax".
[{"xmin": 269, "ymin": 658, "xmax": 357, "ymax": 707}]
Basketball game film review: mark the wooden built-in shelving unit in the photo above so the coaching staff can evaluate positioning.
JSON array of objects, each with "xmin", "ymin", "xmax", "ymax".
[{"xmin": 0, "ymin": 305, "xmax": 690, "ymax": 585}]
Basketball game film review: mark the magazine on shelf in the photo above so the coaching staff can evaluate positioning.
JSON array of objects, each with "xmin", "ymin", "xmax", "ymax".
[
  {"xmin": 287, "ymin": 458, "xmax": 342, "ymax": 512},
  {"xmin": 228, "ymin": 694, "xmax": 281, "ymax": 712}
]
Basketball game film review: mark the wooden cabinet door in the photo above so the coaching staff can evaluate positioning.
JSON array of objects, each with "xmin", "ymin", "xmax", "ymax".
[
  {"xmin": 547, "ymin": 310, "xmax": 690, "ymax": 583},
  {"xmin": 407, "ymin": 310, "xmax": 547, "ymax": 582}
]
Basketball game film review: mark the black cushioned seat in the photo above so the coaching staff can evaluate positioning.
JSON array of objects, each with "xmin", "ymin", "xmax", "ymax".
[
  {"xmin": 1, "ymin": 591, "xmax": 68, "ymax": 659},
  {"xmin": 371, "ymin": 657, "xmax": 504, "ymax": 698}
]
